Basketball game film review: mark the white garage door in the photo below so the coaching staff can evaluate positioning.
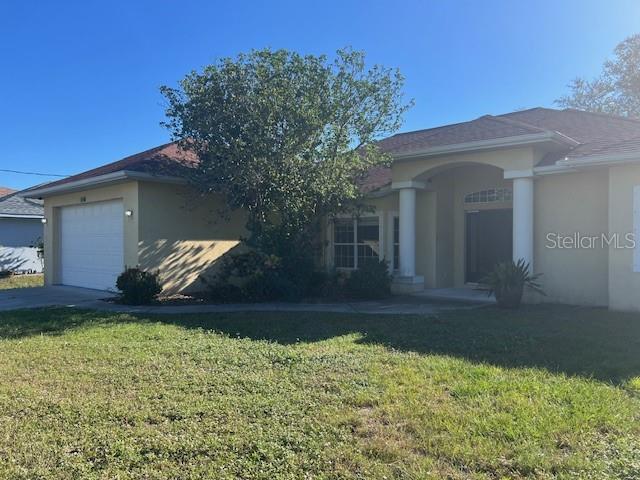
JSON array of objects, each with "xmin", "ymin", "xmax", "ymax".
[{"xmin": 59, "ymin": 199, "xmax": 124, "ymax": 291}]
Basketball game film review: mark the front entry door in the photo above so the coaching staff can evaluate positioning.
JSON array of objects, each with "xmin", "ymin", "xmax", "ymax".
[{"xmin": 465, "ymin": 209, "xmax": 512, "ymax": 283}]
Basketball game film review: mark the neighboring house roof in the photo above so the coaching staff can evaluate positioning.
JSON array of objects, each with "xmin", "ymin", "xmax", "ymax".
[
  {"xmin": 0, "ymin": 191, "xmax": 43, "ymax": 218},
  {"xmin": 22, "ymin": 107, "xmax": 640, "ymax": 198},
  {"xmin": 0, "ymin": 187, "xmax": 16, "ymax": 197}
]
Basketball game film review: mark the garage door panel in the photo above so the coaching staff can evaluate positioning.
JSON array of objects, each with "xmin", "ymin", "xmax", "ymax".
[{"xmin": 59, "ymin": 200, "xmax": 124, "ymax": 291}]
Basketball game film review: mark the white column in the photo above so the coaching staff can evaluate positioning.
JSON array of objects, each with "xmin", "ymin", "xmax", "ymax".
[
  {"xmin": 399, "ymin": 187, "xmax": 416, "ymax": 277},
  {"xmin": 512, "ymin": 177, "xmax": 534, "ymax": 269}
]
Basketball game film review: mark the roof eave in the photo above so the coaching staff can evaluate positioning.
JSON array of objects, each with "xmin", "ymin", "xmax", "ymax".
[
  {"xmin": 363, "ymin": 184, "xmax": 393, "ymax": 198},
  {"xmin": 391, "ymin": 132, "xmax": 579, "ymax": 161},
  {"xmin": 21, "ymin": 171, "xmax": 188, "ymax": 199},
  {"xmin": 557, "ymin": 151, "xmax": 640, "ymax": 168},
  {"xmin": 0, "ymin": 213, "xmax": 44, "ymax": 219}
]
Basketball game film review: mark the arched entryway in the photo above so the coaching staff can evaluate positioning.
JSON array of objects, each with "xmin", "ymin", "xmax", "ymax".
[{"xmin": 391, "ymin": 161, "xmax": 533, "ymax": 290}]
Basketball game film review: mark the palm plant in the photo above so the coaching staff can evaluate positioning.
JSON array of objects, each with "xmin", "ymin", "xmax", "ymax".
[{"xmin": 481, "ymin": 259, "xmax": 544, "ymax": 308}]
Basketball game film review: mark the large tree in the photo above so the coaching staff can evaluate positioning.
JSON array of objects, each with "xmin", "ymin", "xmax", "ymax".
[
  {"xmin": 161, "ymin": 48, "xmax": 411, "ymax": 255},
  {"xmin": 557, "ymin": 34, "xmax": 640, "ymax": 118}
]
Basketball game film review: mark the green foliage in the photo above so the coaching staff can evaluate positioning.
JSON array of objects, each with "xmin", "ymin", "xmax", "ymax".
[
  {"xmin": 116, "ymin": 267, "xmax": 162, "ymax": 305},
  {"xmin": 202, "ymin": 250, "xmax": 308, "ymax": 302},
  {"xmin": 161, "ymin": 48, "xmax": 412, "ymax": 255},
  {"xmin": 481, "ymin": 259, "xmax": 544, "ymax": 308},
  {"xmin": 306, "ymin": 270, "xmax": 347, "ymax": 299},
  {"xmin": 0, "ymin": 306, "xmax": 639, "ymax": 478},
  {"xmin": 198, "ymin": 280, "xmax": 244, "ymax": 304},
  {"xmin": 557, "ymin": 34, "xmax": 640, "ymax": 117},
  {"xmin": 345, "ymin": 259, "xmax": 392, "ymax": 299}
]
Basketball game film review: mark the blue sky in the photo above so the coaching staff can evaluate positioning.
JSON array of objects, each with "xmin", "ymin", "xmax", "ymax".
[{"xmin": 1, "ymin": 0, "xmax": 639, "ymax": 189}]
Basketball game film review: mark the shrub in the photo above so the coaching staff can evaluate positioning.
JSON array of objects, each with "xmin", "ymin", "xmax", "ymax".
[
  {"xmin": 200, "ymin": 251, "xmax": 307, "ymax": 303},
  {"xmin": 307, "ymin": 270, "xmax": 347, "ymax": 299},
  {"xmin": 481, "ymin": 259, "xmax": 544, "ymax": 309},
  {"xmin": 242, "ymin": 270, "xmax": 303, "ymax": 302},
  {"xmin": 346, "ymin": 259, "xmax": 392, "ymax": 299},
  {"xmin": 201, "ymin": 282, "xmax": 244, "ymax": 303},
  {"xmin": 116, "ymin": 267, "xmax": 162, "ymax": 305}
]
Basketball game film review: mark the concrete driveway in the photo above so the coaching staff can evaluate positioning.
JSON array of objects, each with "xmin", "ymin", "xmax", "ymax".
[
  {"xmin": 0, "ymin": 286, "xmax": 113, "ymax": 311},
  {"xmin": 0, "ymin": 286, "xmax": 487, "ymax": 315}
]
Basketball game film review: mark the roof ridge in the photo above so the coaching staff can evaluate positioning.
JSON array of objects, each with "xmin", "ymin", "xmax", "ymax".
[
  {"xmin": 498, "ymin": 107, "xmax": 558, "ymax": 117},
  {"xmin": 561, "ymin": 108, "xmax": 640, "ymax": 124},
  {"xmin": 388, "ymin": 117, "xmax": 483, "ymax": 138},
  {"xmin": 484, "ymin": 114, "xmax": 549, "ymax": 134},
  {"xmin": 390, "ymin": 108, "xmax": 558, "ymax": 140}
]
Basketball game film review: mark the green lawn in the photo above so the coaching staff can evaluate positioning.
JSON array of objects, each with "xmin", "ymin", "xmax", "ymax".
[
  {"xmin": 0, "ymin": 306, "xmax": 638, "ymax": 479},
  {"xmin": 0, "ymin": 274, "xmax": 43, "ymax": 290}
]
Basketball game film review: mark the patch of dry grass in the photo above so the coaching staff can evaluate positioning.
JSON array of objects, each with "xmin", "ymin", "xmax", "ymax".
[{"xmin": 0, "ymin": 273, "xmax": 43, "ymax": 290}]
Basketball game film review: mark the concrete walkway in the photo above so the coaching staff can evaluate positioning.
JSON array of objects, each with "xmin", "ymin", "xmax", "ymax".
[
  {"xmin": 0, "ymin": 285, "xmax": 109, "ymax": 311},
  {"xmin": 0, "ymin": 286, "xmax": 489, "ymax": 315}
]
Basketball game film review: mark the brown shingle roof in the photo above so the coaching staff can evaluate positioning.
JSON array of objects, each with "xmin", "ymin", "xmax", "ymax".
[
  {"xmin": 0, "ymin": 187, "xmax": 16, "ymax": 198},
  {"xmin": 358, "ymin": 165, "xmax": 392, "ymax": 193},
  {"xmin": 28, "ymin": 108, "xmax": 640, "ymax": 196},
  {"xmin": 370, "ymin": 107, "xmax": 640, "ymax": 187},
  {"xmin": 34, "ymin": 142, "xmax": 197, "ymax": 191},
  {"xmin": 376, "ymin": 114, "xmax": 550, "ymax": 155}
]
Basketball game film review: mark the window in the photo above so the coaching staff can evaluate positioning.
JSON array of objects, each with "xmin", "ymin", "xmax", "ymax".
[
  {"xmin": 393, "ymin": 216, "xmax": 400, "ymax": 271},
  {"xmin": 334, "ymin": 219, "xmax": 355, "ymax": 268},
  {"xmin": 464, "ymin": 188, "xmax": 512, "ymax": 204},
  {"xmin": 333, "ymin": 217, "xmax": 380, "ymax": 269}
]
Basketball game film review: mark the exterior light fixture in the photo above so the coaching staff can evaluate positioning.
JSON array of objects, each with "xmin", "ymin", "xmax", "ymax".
[
  {"xmin": 125, "ymin": 210, "xmax": 133, "ymax": 217},
  {"xmin": 41, "ymin": 218, "xmax": 47, "ymax": 224}
]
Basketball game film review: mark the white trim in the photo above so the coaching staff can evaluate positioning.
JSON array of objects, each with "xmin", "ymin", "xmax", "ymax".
[
  {"xmin": 21, "ymin": 170, "xmax": 187, "ymax": 198},
  {"xmin": 391, "ymin": 180, "xmax": 427, "ymax": 190},
  {"xmin": 503, "ymin": 169, "xmax": 534, "ymax": 180},
  {"xmin": 532, "ymin": 164, "xmax": 577, "ymax": 176},
  {"xmin": 391, "ymin": 132, "xmax": 578, "ymax": 161},
  {"xmin": 330, "ymin": 212, "xmax": 384, "ymax": 270},
  {"xmin": 557, "ymin": 151, "xmax": 640, "ymax": 168},
  {"xmin": 0, "ymin": 214, "xmax": 43, "ymax": 219}
]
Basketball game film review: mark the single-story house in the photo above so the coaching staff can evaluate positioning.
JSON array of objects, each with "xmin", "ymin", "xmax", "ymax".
[
  {"xmin": 0, "ymin": 189, "xmax": 44, "ymax": 273},
  {"xmin": 22, "ymin": 107, "xmax": 640, "ymax": 311}
]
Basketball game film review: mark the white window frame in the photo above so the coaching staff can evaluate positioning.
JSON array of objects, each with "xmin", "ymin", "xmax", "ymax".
[
  {"xmin": 330, "ymin": 212, "xmax": 384, "ymax": 270},
  {"xmin": 464, "ymin": 188, "xmax": 512, "ymax": 205}
]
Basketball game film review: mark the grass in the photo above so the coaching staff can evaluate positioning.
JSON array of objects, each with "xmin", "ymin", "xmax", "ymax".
[
  {"xmin": 0, "ymin": 273, "xmax": 43, "ymax": 289},
  {"xmin": 0, "ymin": 306, "xmax": 638, "ymax": 479}
]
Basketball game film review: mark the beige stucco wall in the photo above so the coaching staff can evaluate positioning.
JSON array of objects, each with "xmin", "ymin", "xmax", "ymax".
[
  {"xmin": 534, "ymin": 170, "xmax": 609, "ymax": 306},
  {"xmin": 393, "ymin": 147, "xmax": 536, "ymax": 183},
  {"xmin": 137, "ymin": 182, "xmax": 247, "ymax": 294},
  {"xmin": 608, "ymin": 164, "xmax": 640, "ymax": 311},
  {"xmin": 42, "ymin": 181, "xmax": 139, "ymax": 286}
]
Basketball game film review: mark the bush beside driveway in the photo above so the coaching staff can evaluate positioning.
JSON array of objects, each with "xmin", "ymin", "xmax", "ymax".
[{"xmin": 0, "ymin": 306, "xmax": 638, "ymax": 478}]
